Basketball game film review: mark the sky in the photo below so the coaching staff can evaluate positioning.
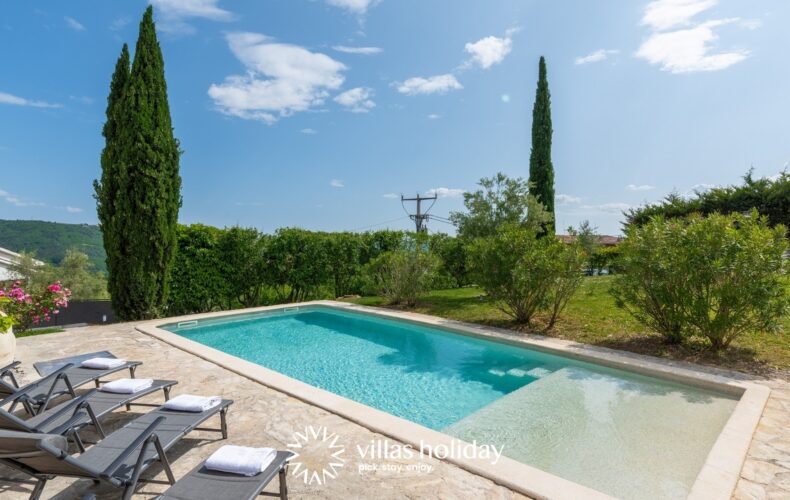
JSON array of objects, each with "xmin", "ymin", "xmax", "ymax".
[{"xmin": 0, "ymin": 0, "xmax": 788, "ymax": 236}]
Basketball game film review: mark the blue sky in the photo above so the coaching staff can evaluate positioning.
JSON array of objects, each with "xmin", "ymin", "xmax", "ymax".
[{"xmin": 0, "ymin": 0, "xmax": 787, "ymax": 235}]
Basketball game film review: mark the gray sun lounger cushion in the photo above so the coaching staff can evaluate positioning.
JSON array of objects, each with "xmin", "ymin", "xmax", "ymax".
[
  {"xmin": 0, "ymin": 398, "xmax": 233, "ymax": 500},
  {"xmin": 0, "ymin": 380, "xmax": 177, "ymax": 444},
  {"xmin": 0, "ymin": 351, "xmax": 142, "ymax": 413},
  {"xmin": 157, "ymin": 450, "xmax": 294, "ymax": 500}
]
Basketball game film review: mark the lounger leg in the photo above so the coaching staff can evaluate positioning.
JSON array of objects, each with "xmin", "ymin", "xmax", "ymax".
[
  {"xmin": 125, "ymin": 438, "xmax": 153, "ymax": 500},
  {"xmin": 29, "ymin": 478, "xmax": 47, "ymax": 500},
  {"xmin": 278, "ymin": 466, "xmax": 288, "ymax": 500},
  {"xmin": 163, "ymin": 386, "xmax": 172, "ymax": 401},
  {"xmin": 220, "ymin": 407, "xmax": 228, "ymax": 439},
  {"xmin": 129, "ymin": 365, "xmax": 137, "ymax": 378},
  {"xmin": 153, "ymin": 435, "xmax": 176, "ymax": 485},
  {"xmin": 71, "ymin": 430, "xmax": 86, "ymax": 453}
]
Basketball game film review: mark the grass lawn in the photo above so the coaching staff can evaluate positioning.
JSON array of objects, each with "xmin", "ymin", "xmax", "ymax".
[
  {"xmin": 14, "ymin": 327, "xmax": 65, "ymax": 338},
  {"xmin": 345, "ymin": 276, "xmax": 790, "ymax": 379}
]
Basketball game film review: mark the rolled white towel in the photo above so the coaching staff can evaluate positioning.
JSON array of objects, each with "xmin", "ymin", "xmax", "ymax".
[
  {"xmin": 100, "ymin": 378, "xmax": 154, "ymax": 394},
  {"xmin": 162, "ymin": 394, "xmax": 221, "ymax": 412},
  {"xmin": 80, "ymin": 357, "xmax": 126, "ymax": 370},
  {"xmin": 205, "ymin": 445, "xmax": 276, "ymax": 476}
]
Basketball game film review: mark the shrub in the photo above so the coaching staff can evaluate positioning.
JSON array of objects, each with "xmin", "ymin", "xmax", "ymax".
[
  {"xmin": 10, "ymin": 249, "xmax": 108, "ymax": 300},
  {"xmin": 467, "ymin": 224, "xmax": 564, "ymax": 325},
  {"xmin": 266, "ymin": 228, "xmax": 330, "ymax": 302},
  {"xmin": 0, "ymin": 281, "xmax": 71, "ymax": 332},
  {"xmin": 546, "ymin": 242, "xmax": 586, "ymax": 329},
  {"xmin": 326, "ymin": 232, "xmax": 363, "ymax": 297},
  {"xmin": 366, "ymin": 239, "xmax": 441, "ymax": 306},
  {"xmin": 168, "ymin": 224, "xmax": 225, "ymax": 315},
  {"xmin": 612, "ymin": 212, "xmax": 789, "ymax": 349}
]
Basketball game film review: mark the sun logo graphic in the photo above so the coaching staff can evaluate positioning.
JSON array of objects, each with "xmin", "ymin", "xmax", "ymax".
[{"xmin": 286, "ymin": 425, "xmax": 347, "ymax": 485}]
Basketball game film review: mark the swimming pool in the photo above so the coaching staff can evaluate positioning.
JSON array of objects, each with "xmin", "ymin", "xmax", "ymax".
[{"xmin": 159, "ymin": 304, "xmax": 744, "ymax": 499}]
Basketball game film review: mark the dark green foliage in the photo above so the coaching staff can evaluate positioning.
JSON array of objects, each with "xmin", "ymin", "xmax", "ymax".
[
  {"xmin": 217, "ymin": 227, "xmax": 267, "ymax": 308},
  {"xmin": 266, "ymin": 228, "xmax": 331, "ymax": 302},
  {"xmin": 528, "ymin": 56, "xmax": 555, "ymax": 235},
  {"xmin": 95, "ymin": 7, "xmax": 182, "ymax": 320},
  {"xmin": 626, "ymin": 170, "xmax": 790, "ymax": 234},
  {"xmin": 168, "ymin": 224, "xmax": 225, "ymax": 315},
  {"xmin": 450, "ymin": 173, "xmax": 551, "ymax": 240},
  {"xmin": 326, "ymin": 232, "xmax": 363, "ymax": 297},
  {"xmin": 612, "ymin": 212, "xmax": 789, "ymax": 349},
  {"xmin": 0, "ymin": 220, "xmax": 105, "ymax": 272},
  {"xmin": 429, "ymin": 233, "xmax": 467, "ymax": 287}
]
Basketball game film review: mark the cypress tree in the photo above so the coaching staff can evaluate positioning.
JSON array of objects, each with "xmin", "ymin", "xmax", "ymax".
[
  {"xmin": 94, "ymin": 44, "xmax": 130, "ymax": 312},
  {"xmin": 98, "ymin": 6, "xmax": 182, "ymax": 320},
  {"xmin": 528, "ymin": 56, "xmax": 555, "ymax": 235}
]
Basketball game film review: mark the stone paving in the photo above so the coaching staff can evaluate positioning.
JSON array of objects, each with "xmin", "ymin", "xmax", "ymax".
[{"xmin": 0, "ymin": 323, "xmax": 788, "ymax": 499}]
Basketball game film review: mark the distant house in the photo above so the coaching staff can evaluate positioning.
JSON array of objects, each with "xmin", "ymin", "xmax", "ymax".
[
  {"xmin": 556, "ymin": 235, "xmax": 623, "ymax": 247},
  {"xmin": 0, "ymin": 246, "xmax": 42, "ymax": 282}
]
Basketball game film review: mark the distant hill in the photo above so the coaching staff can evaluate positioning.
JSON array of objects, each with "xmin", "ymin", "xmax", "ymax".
[{"xmin": 0, "ymin": 220, "xmax": 106, "ymax": 272}]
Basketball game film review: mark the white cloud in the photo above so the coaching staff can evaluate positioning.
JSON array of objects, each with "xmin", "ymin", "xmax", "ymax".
[
  {"xmin": 500, "ymin": 94, "xmax": 510, "ymax": 103},
  {"xmin": 64, "ymin": 206, "xmax": 83, "ymax": 213},
  {"xmin": 682, "ymin": 182, "xmax": 716, "ymax": 197},
  {"xmin": 149, "ymin": 0, "xmax": 234, "ymax": 34},
  {"xmin": 626, "ymin": 184, "xmax": 656, "ymax": 191},
  {"xmin": 208, "ymin": 32, "xmax": 347, "ymax": 123},
  {"xmin": 641, "ymin": 0, "xmax": 717, "ymax": 30},
  {"xmin": 332, "ymin": 45, "xmax": 382, "ymax": 55},
  {"xmin": 397, "ymin": 74, "xmax": 462, "ymax": 96},
  {"xmin": 463, "ymin": 35, "xmax": 513, "ymax": 69},
  {"xmin": 637, "ymin": 1, "xmax": 751, "ymax": 74},
  {"xmin": 556, "ymin": 194, "xmax": 582, "ymax": 204},
  {"xmin": 382, "ymin": 193, "xmax": 399, "ymax": 199},
  {"xmin": 300, "ymin": 128, "xmax": 317, "ymax": 134},
  {"xmin": 427, "ymin": 113, "xmax": 441, "ymax": 119},
  {"xmin": 110, "ymin": 17, "xmax": 130, "ymax": 31},
  {"xmin": 581, "ymin": 202, "xmax": 631, "ymax": 213},
  {"xmin": 330, "ymin": 179, "xmax": 345, "ymax": 188},
  {"xmin": 334, "ymin": 87, "xmax": 375, "ymax": 112},
  {"xmin": 0, "ymin": 188, "xmax": 46, "ymax": 208},
  {"xmin": 575, "ymin": 49, "xmax": 619, "ymax": 65},
  {"xmin": 326, "ymin": 0, "xmax": 379, "ymax": 15},
  {"xmin": 636, "ymin": 19, "xmax": 748, "ymax": 73},
  {"xmin": 65, "ymin": 16, "xmax": 85, "ymax": 31},
  {"xmin": 426, "ymin": 187, "xmax": 464, "ymax": 198},
  {"xmin": 0, "ymin": 91, "xmax": 61, "ymax": 109},
  {"xmin": 740, "ymin": 19, "xmax": 762, "ymax": 30}
]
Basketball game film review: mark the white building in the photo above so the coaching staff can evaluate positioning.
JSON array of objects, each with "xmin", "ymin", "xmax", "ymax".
[{"xmin": 0, "ymin": 246, "xmax": 42, "ymax": 282}]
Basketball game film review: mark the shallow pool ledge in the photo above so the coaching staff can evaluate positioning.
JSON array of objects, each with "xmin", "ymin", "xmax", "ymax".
[{"xmin": 136, "ymin": 300, "xmax": 770, "ymax": 500}]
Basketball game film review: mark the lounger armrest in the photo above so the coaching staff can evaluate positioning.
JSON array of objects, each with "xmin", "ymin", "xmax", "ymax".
[
  {"xmin": 0, "ymin": 361, "xmax": 21, "ymax": 388},
  {"xmin": 37, "ymin": 389, "xmax": 98, "ymax": 430},
  {"xmin": 0, "ymin": 363, "xmax": 75, "ymax": 408},
  {"xmin": 102, "ymin": 416, "xmax": 166, "ymax": 478}
]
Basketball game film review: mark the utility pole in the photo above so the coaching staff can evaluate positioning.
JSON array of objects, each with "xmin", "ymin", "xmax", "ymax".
[{"xmin": 401, "ymin": 193, "xmax": 437, "ymax": 233}]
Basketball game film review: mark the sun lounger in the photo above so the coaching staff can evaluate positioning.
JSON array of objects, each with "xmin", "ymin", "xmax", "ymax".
[
  {"xmin": 0, "ymin": 351, "xmax": 142, "ymax": 414},
  {"xmin": 0, "ymin": 380, "xmax": 176, "ymax": 451},
  {"xmin": 0, "ymin": 397, "xmax": 232, "ymax": 500},
  {"xmin": 157, "ymin": 450, "xmax": 293, "ymax": 500}
]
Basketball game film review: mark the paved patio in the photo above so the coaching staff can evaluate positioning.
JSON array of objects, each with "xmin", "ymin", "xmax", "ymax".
[{"xmin": 0, "ymin": 323, "xmax": 788, "ymax": 499}]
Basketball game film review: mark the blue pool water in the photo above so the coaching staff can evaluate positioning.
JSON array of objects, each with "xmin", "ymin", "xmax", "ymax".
[{"xmin": 163, "ymin": 306, "xmax": 739, "ymax": 499}]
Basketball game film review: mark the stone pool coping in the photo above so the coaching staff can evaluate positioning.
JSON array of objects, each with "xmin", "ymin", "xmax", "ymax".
[{"xmin": 136, "ymin": 300, "xmax": 770, "ymax": 500}]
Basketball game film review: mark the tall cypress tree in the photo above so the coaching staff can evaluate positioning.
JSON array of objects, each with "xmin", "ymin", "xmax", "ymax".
[
  {"xmin": 97, "ymin": 6, "xmax": 182, "ymax": 320},
  {"xmin": 528, "ymin": 56, "xmax": 555, "ymax": 235},
  {"xmin": 94, "ymin": 44, "xmax": 130, "ymax": 312}
]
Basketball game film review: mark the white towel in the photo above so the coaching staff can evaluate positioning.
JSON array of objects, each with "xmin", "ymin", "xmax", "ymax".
[
  {"xmin": 80, "ymin": 357, "xmax": 126, "ymax": 370},
  {"xmin": 100, "ymin": 378, "xmax": 154, "ymax": 394},
  {"xmin": 162, "ymin": 394, "xmax": 221, "ymax": 413},
  {"xmin": 205, "ymin": 445, "xmax": 276, "ymax": 476}
]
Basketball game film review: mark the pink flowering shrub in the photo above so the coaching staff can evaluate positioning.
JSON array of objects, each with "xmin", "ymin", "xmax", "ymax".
[{"xmin": 0, "ymin": 281, "xmax": 71, "ymax": 333}]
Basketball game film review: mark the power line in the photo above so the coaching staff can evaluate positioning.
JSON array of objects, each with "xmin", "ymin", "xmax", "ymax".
[{"xmin": 348, "ymin": 216, "xmax": 410, "ymax": 232}]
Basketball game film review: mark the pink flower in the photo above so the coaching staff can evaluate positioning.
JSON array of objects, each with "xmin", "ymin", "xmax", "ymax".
[{"xmin": 47, "ymin": 283, "xmax": 62, "ymax": 293}]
